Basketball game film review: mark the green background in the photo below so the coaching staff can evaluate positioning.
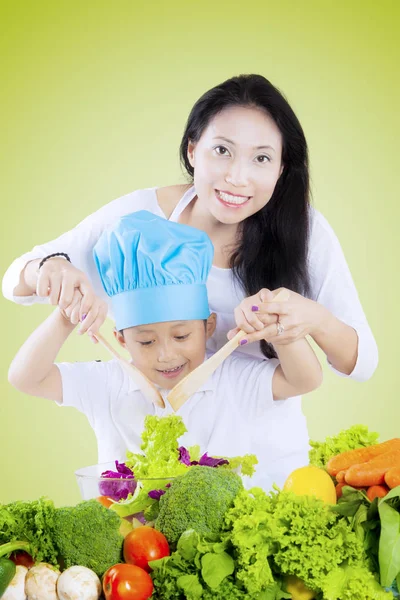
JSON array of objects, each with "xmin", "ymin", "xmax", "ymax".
[{"xmin": 1, "ymin": 1, "xmax": 398, "ymax": 505}]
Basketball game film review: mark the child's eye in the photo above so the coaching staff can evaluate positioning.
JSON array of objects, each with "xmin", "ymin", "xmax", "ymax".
[
  {"xmin": 255, "ymin": 154, "xmax": 271, "ymax": 164},
  {"xmin": 138, "ymin": 340, "xmax": 154, "ymax": 346},
  {"xmin": 175, "ymin": 334, "xmax": 190, "ymax": 341},
  {"xmin": 214, "ymin": 145, "xmax": 231, "ymax": 157}
]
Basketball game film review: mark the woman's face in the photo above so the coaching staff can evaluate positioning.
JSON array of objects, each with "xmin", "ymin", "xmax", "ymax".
[{"xmin": 188, "ymin": 105, "xmax": 284, "ymax": 225}]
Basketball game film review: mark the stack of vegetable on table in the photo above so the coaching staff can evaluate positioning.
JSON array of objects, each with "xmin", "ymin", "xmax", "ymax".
[{"xmin": 1, "ymin": 417, "xmax": 400, "ymax": 599}]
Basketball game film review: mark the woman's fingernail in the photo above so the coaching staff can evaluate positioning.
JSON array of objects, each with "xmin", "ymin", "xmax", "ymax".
[
  {"xmin": 240, "ymin": 339, "xmax": 248, "ymax": 346},
  {"xmin": 81, "ymin": 314, "xmax": 87, "ymax": 321},
  {"xmin": 251, "ymin": 305, "xmax": 259, "ymax": 312}
]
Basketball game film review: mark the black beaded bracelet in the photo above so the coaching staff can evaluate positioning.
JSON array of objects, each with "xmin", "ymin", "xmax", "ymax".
[{"xmin": 38, "ymin": 252, "xmax": 72, "ymax": 270}]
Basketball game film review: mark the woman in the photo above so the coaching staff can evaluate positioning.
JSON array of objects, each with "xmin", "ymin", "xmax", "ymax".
[{"xmin": 3, "ymin": 74, "xmax": 377, "ymax": 465}]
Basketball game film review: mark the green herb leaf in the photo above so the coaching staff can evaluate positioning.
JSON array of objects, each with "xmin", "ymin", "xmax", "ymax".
[
  {"xmin": 201, "ymin": 551, "xmax": 234, "ymax": 589},
  {"xmin": 378, "ymin": 501, "xmax": 400, "ymax": 587}
]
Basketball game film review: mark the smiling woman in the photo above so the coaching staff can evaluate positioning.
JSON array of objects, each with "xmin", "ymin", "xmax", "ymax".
[{"xmin": 3, "ymin": 74, "xmax": 377, "ymax": 478}]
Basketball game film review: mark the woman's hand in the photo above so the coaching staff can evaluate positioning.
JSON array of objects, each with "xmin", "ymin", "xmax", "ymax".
[
  {"xmin": 228, "ymin": 287, "xmax": 327, "ymax": 345},
  {"xmin": 37, "ymin": 258, "xmax": 108, "ymax": 338},
  {"xmin": 37, "ymin": 258, "xmax": 93, "ymax": 314}
]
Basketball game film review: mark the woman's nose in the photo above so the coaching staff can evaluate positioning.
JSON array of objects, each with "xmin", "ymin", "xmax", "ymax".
[{"xmin": 225, "ymin": 159, "xmax": 249, "ymax": 187}]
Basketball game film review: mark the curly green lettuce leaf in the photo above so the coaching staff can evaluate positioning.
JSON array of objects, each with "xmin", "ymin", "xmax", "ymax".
[
  {"xmin": 220, "ymin": 454, "xmax": 258, "ymax": 477},
  {"xmin": 322, "ymin": 565, "xmax": 393, "ymax": 599},
  {"xmin": 224, "ymin": 487, "xmax": 368, "ymax": 594},
  {"xmin": 126, "ymin": 415, "xmax": 189, "ymax": 478},
  {"xmin": 309, "ymin": 424, "xmax": 379, "ymax": 468},
  {"xmin": 0, "ymin": 497, "xmax": 58, "ymax": 564}
]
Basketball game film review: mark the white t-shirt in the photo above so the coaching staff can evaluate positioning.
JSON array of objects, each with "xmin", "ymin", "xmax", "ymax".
[
  {"xmin": 56, "ymin": 353, "xmax": 309, "ymax": 491},
  {"xmin": 2, "ymin": 185, "xmax": 378, "ymax": 381}
]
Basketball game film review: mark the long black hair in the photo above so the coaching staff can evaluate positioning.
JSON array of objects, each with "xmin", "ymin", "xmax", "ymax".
[{"xmin": 179, "ymin": 74, "xmax": 311, "ymax": 359}]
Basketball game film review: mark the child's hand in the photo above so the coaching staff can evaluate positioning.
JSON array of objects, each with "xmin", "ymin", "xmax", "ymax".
[
  {"xmin": 77, "ymin": 296, "xmax": 108, "ymax": 341},
  {"xmin": 59, "ymin": 288, "xmax": 108, "ymax": 342}
]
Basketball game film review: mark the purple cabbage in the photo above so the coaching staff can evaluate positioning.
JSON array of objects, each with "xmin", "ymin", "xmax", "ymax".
[
  {"xmin": 148, "ymin": 489, "xmax": 166, "ymax": 500},
  {"xmin": 197, "ymin": 453, "xmax": 229, "ymax": 467},
  {"xmin": 148, "ymin": 483, "xmax": 171, "ymax": 501},
  {"xmin": 178, "ymin": 446, "xmax": 192, "ymax": 466},
  {"xmin": 99, "ymin": 461, "xmax": 136, "ymax": 501},
  {"xmin": 178, "ymin": 447, "xmax": 230, "ymax": 468}
]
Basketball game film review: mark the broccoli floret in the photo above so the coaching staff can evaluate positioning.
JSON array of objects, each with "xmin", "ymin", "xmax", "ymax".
[
  {"xmin": 52, "ymin": 500, "xmax": 124, "ymax": 576},
  {"xmin": 155, "ymin": 466, "xmax": 243, "ymax": 545}
]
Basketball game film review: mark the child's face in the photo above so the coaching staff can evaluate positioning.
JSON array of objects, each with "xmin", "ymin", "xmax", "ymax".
[{"xmin": 115, "ymin": 316, "xmax": 216, "ymax": 390}]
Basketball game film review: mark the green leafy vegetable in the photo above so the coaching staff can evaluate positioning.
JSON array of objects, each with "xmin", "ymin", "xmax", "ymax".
[
  {"xmin": 309, "ymin": 424, "xmax": 379, "ymax": 468},
  {"xmin": 126, "ymin": 415, "xmax": 189, "ymax": 479},
  {"xmin": 201, "ymin": 551, "xmax": 234, "ymax": 589},
  {"xmin": 0, "ymin": 497, "xmax": 58, "ymax": 564},
  {"xmin": 379, "ymin": 490, "xmax": 400, "ymax": 587},
  {"xmin": 219, "ymin": 454, "xmax": 258, "ymax": 477},
  {"xmin": 323, "ymin": 565, "xmax": 393, "ymax": 599},
  {"xmin": 224, "ymin": 487, "xmax": 369, "ymax": 595}
]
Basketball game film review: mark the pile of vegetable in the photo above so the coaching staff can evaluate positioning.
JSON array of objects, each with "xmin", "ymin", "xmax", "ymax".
[
  {"xmin": 99, "ymin": 415, "xmax": 257, "ymax": 525},
  {"xmin": 1, "ymin": 419, "xmax": 400, "ymax": 599}
]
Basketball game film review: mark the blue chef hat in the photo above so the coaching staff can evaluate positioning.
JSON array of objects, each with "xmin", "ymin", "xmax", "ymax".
[{"xmin": 93, "ymin": 211, "xmax": 214, "ymax": 330}]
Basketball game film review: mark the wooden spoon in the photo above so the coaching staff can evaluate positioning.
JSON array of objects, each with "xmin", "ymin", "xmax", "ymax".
[
  {"xmin": 167, "ymin": 289, "xmax": 290, "ymax": 412},
  {"xmin": 94, "ymin": 332, "xmax": 165, "ymax": 408}
]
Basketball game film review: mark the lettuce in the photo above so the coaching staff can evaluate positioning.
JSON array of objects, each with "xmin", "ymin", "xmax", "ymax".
[
  {"xmin": 322, "ymin": 565, "xmax": 393, "ymax": 599},
  {"xmin": 309, "ymin": 424, "xmax": 379, "ymax": 468},
  {"xmin": 126, "ymin": 415, "xmax": 189, "ymax": 479},
  {"xmin": 224, "ymin": 487, "xmax": 369, "ymax": 594}
]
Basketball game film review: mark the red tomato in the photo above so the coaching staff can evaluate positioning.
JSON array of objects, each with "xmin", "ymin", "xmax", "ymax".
[
  {"xmin": 123, "ymin": 526, "xmax": 170, "ymax": 572},
  {"xmin": 103, "ymin": 563, "xmax": 153, "ymax": 600},
  {"xmin": 9, "ymin": 550, "xmax": 34, "ymax": 568}
]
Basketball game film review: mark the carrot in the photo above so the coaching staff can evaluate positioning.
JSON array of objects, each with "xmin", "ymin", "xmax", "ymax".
[
  {"xmin": 326, "ymin": 438, "xmax": 400, "ymax": 476},
  {"xmin": 366, "ymin": 485, "xmax": 389, "ymax": 501},
  {"xmin": 336, "ymin": 470, "xmax": 347, "ymax": 483},
  {"xmin": 384, "ymin": 467, "xmax": 400, "ymax": 489},
  {"xmin": 97, "ymin": 495, "xmax": 113, "ymax": 508},
  {"xmin": 335, "ymin": 483, "xmax": 346, "ymax": 499},
  {"xmin": 345, "ymin": 448, "xmax": 400, "ymax": 487}
]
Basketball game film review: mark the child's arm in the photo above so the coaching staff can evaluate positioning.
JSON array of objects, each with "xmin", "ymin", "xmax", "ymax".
[
  {"xmin": 272, "ymin": 337, "xmax": 323, "ymax": 400},
  {"xmin": 8, "ymin": 309, "xmax": 76, "ymax": 403}
]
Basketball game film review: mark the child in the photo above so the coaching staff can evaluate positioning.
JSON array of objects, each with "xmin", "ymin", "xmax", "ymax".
[{"xmin": 9, "ymin": 211, "xmax": 322, "ymax": 490}]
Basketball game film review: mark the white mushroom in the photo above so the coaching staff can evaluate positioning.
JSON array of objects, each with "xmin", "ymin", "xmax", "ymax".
[
  {"xmin": 25, "ymin": 563, "xmax": 60, "ymax": 600},
  {"xmin": 56, "ymin": 566, "xmax": 101, "ymax": 600},
  {"xmin": 2, "ymin": 565, "xmax": 28, "ymax": 600}
]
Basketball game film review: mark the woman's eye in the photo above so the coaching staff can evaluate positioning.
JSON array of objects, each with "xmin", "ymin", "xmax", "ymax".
[
  {"xmin": 175, "ymin": 334, "xmax": 190, "ymax": 341},
  {"xmin": 138, "ymin": 340, "xmax": 154, "ymax": 346},
  {"xmin": 256, "ymin": 155, "xmax": 271, "ymax": 164},
  {"xmin": 214, "ymin": 145, "xmax": 230, "ymax": 156}
]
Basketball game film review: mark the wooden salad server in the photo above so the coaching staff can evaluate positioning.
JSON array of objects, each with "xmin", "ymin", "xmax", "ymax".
[
  {"xmin": 94, "ymin": 332, "xmax": 165, "ymax": 408},
  {"xmin": 167, "ymin": 289, "xmax": 290, "ymax": 411}
]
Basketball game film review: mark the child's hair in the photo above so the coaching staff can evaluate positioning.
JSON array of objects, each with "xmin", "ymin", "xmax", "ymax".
[
  {"xmin": 180, "ymin": 74, "xmax": 311, "ymax": 359},
  {"xmin": 118, "ymin": 319, "xmax": 209, "ymax": 337}
]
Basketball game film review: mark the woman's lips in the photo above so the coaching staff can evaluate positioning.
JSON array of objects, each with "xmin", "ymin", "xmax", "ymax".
[{"xmin": 215, "ymin": 189, "xmax": 251, "ymax": 208}]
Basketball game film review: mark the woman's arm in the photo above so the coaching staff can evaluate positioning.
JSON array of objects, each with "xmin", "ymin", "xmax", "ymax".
[
  {"xmin": 2, "ymin": 188, "xmax": 156, "ymax": 304},
  {"xmin": 8, "ymin": 309, "xmax": 76, "ymax": 402},
  {"xmin": 228, "ymin": 211, "xmax": 378, "ymax": 381},
  {"xmin": 272, "ymin": 337, "xmax": 323, "ymax": 400}
]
